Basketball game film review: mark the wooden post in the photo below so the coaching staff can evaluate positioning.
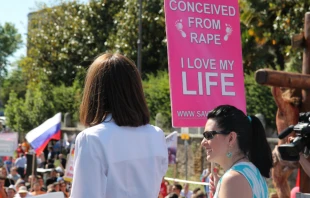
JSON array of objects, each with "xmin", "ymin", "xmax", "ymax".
[
  {"xmin": 31, "ymin": 153, "xmax": 35, "ymax": 190},
  {"xmin": 299, "ymin": 12, "xmax": 310, "ymax": 194},
  {"xmin": 254, "ymin": 12, "xmax": 310, "ymax": 197},
  {"xmin": 255, "ymin": 69, "xmax": 310, "ymax": 88}
]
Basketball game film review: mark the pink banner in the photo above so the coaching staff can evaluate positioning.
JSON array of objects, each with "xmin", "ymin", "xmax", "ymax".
[{"xmin": 164, "ymin": 0, "xmax": 246, "ymax": 127}]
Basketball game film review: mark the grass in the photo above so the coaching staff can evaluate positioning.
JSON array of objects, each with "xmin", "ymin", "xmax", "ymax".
[{"xmin": 164, "ymin": 165, "xmax": 207, "ymax": 191}]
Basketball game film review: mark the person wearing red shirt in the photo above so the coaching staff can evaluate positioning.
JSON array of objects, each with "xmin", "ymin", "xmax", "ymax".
[
  {"xmin": 16, "ymin": 144, "xmax": 24, "ymax": 158},
  {"xmin": 159, "ymin": 178, "xmax": 167, "ymax": 198}
]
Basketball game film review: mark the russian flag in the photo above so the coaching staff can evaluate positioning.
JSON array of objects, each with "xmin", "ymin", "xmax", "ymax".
[{"xmin": 26, "ymin": 113, "xmax": 61, "ymax": 155}]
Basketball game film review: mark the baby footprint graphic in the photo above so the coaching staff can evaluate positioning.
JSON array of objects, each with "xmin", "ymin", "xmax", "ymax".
[
  {"xmin": 175, "ymin": 20, "xmax": 186, "ymax": 38},
  {"xmin": 224, "ymin": 24, "xmax": 233, "ymax": 41}
]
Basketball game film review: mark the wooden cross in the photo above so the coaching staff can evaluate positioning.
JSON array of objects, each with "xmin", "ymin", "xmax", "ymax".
[{"xmin": 255, "ymin": 12, "xmax": 310, "ymax": 197}]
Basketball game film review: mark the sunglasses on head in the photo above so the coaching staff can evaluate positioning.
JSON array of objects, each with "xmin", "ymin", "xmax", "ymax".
[{"xmin": 203, "ymin": 130, "xmax": 231, "ymax": 140}]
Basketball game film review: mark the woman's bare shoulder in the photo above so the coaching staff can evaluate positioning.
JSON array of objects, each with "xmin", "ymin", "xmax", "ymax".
[{"xmin": 218, "ymin": 170, "xmax": 252, "ymax": 198}]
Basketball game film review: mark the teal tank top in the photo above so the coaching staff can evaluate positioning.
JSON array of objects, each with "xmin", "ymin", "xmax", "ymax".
[{"xmin": 213, "ymin": 162, "xmax": 268, "ymax": 198}]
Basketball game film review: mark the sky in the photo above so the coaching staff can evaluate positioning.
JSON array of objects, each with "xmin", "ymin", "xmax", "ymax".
[{"xmin": 0, "ymin": 0, "xmax": 87, "ymax": 66}]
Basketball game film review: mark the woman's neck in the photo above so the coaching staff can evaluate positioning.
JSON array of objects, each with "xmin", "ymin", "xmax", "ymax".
[{"xmin": 221, "ymin": 154, "xmax": 248, "ymax": 172}]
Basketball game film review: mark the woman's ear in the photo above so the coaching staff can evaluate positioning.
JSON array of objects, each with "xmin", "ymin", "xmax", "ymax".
[{"xmin": 229, "ymin": 131, "xmax": 238, "ymax": 144}]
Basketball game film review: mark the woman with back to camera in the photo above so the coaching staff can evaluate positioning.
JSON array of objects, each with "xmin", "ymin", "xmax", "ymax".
[
  {"xmin": 70, "ymin": 53, "xmax": 168, "ymax": 198},
  {"xmin": 201, "ymin": 105, "xmax": 273, "ymax": 198}
]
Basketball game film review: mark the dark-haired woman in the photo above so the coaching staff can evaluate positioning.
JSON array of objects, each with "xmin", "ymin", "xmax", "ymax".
[
  {"xmin": 201, "ymin": 105, "xmax": 272, "ymax": 198},
  {"xmin": 71, "ymin": 53, "xmax": 168, "ymax": 198}
]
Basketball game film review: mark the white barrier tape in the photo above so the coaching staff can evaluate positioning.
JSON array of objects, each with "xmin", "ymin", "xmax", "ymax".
[{"xmin": 164, "ymin": 177, "xmax": 209, "ymax": 186}]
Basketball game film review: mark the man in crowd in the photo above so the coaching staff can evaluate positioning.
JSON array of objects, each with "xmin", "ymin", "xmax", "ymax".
[
  {"xmin": 59, "ymin": 154, "xmax": 66, "ymax": 169},
  {"xmin": 0, "ymin": 176, "xmax": 7, "ymax": 198},
  {"xmin": 47, "ymin": 147, "xmax": 55, "ymax": 161},
  {"xmin": 180, "ymin": 183, "xmax": 193, "ymax": 198},
  {"xmin": 37, "ymin": 176, "xmax": 46, "ymax": 192},
  {"xmin": 45, "ymin": 169, "xmax": 57, "ymax": 187},
  {"xmin": 200, "ymin": 164, "xmax": 211, "ymax": 197},
  {"xmin": 16, "ymin": 186, "xmax": 31, "ymax": 198},
  {"xmin": 167, "ymin": 184, "xmax": 182, "ymax": 198},
  {"xmin": 14, "ymin": 180, "xmax": 32, "ymax": 198},
  {"xmin": 59, "ymin": 181, "xmax": 69, "ymax": 198},
  {"xmin": 0, "ymin": 167, "xmax": 14, "ymax": 187},
  {"xmin": 15, "ymin": 154, "xmax": 26, "ymax": 179},
  {"xmin": 7, "ymin": 167, "xmax": 20, "ymax": 182},
  {"xmin": 3, "ymin": 158, "xmax": 13, "ymax": 174},
  {"xmin": 6, "ymin": 185, "xmax": 15, "ymax": 198},
  {"xmin": 31, "ymin": 182, "xmax": 45, "ymax": 196}
]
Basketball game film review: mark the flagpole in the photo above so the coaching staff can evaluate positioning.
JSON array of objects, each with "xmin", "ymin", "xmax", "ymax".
[
  {"xmin": 60, "ymin": 130, "xmax": 62, "ymax": 154},
  {"xmin": 31, "ymin": 153, "xmax": 35, "ymax": 190}
]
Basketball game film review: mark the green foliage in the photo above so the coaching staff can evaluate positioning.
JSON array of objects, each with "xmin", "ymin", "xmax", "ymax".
[
  {"xmin": 24, "ymin": 0, "xmax": 123, "ymax": 86},
  {"xmin": 5, "ymin": 92, "xmax": 29, "ymax": 133},
  {"xmin": 239, "ymin": 0, "xmax": 308, "ymax": 72},
  {"xmin": 239, "ymin": 1, "xmax": 310, "ymax": 127},
  {"xmin": 6, "ymin": 79, "xmax": 56, "ymax": 132},
  {"xmin": 5, "ymin": 76, "xmax": 83, "ymax": 132},
  {"xmin": 0, "ymin": 68, "xmax": 27, "ymax": 106},
  {"xmin": 106, "ymin": 0, "xmax": 167, "ymax": 74},
  {"xmin": 24, "ymin": 79, "xmax": 55, "ymax": 128},
  {"xmin": 0, "ymin": 23, "xmax": 22, "ymax": 108},
  {"xmin": 244, "ymin": 72, "xmax": 277, "ymax": 127},
  {"xmin": 0, "ymin": 22, "xmax": 22, "ymax": 71},
  {"xmin": 5, "ymin": 0, "xmax": 310, "ymax": 132},
  {"xmin": 52, "ymin": 82, "xmax": 82, "ymax": 123},
  {"xmin": 143, "ymin": 70, "xmax": 171, "ymax": 130}
]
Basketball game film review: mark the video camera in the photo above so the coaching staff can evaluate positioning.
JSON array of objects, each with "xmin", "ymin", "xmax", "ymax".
[{"xmin": 278, "ymin": 112, "xmax": 310, "ymax": 161}]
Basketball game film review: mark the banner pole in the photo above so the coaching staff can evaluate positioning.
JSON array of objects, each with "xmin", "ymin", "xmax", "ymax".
[{"xmin": 31, "ymin": 153, "xmax": 35, "ymax": 190}]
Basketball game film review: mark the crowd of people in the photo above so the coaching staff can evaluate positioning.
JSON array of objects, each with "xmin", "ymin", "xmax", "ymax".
[
  {"xmin": 1, "ymin": 52, "xmax": 309, "ymax": 198},
  {"xmin": 159, "ymin": 181, "xmax": 209, "ymax": 198},
  {"xmin": 0, "ymin": 140, "xmax": 70, "ymax": 198},
  {"xmin": 67, "ymin": 53, "xmax": 275, "ymax": 198}
]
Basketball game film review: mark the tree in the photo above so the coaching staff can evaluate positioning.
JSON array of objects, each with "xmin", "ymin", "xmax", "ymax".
[
  {"xmin": 244, "ymin": 72, "xmax": 277, "ymax": 127},
  {"xmin": 23, "ymin": 0, "xmax": 123, "ymax": 86},
  {"xmin": 20, "ymin": 0, "xmax": 171, "ymax": 86},
  {"xmin": 5, "ymin": 77, "xmax": 55, "ymax": 133},
  {"xmin": 106, "ymin": 0, "xmax": 168, "ymax": 75},
  {"xmin": 52, "ymin": 80, "xmax": 82, "ymax": 123},
  {"xmin": 143, "ymin": 70, "xmax": 171, "ymax": 130},
  {"xmin": 239, "ymin": 0, "xmax": 310, "ymax": 72},
  {"xmin": 4, "ymin": 91, "xmax": 30, "ymax": 134},
  {"xmin": 0, "ymin": 22, "xmax": 22, "ymax": 77},
  {"xmin": 0, "ymin": 67, "xmax": 27, "ymax": 106}
]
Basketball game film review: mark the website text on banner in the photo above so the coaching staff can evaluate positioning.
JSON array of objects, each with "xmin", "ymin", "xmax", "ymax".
[{"xmin": 164, "ymin": 0, "xmax": 246, "ymax": 127}]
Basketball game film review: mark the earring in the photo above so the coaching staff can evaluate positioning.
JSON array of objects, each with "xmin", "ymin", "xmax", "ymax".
[{"xmin": 226, "ymin": 145, "xmax": 232, "ymax": 158}]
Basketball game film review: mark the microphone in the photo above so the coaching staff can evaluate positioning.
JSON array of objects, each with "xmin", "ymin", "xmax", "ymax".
[{"xmin": 278, "ymin": 125, "xmax": 294, "ymax": 139}]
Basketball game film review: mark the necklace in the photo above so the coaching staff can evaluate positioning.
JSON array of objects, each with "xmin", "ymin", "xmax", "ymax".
[{"xmin": 226, "ymin": 156, "xmax": 247, "ymax": 172}]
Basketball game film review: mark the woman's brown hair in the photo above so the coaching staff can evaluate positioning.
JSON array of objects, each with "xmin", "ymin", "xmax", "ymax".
[{"xmin": 79, "ymin": 53, "xmax": 150, "ymax": 127}]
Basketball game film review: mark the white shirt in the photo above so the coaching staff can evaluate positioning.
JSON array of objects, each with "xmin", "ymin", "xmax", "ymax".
[
  {"xmin": 181, "ymin": 189, "xmax": 193, "ymax": 198},
  {"xmin": 71, "ymin": 118, "xmax": 168, "ymax": 198},
  {"xmin": 15, "ymin": 157, "xmax": 26, "ymax": 168}
]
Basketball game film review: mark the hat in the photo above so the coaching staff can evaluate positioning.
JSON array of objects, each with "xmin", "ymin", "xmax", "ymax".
[
  {"xmin": 18, "ymin": 186, "xmax": 28, "ymax": 193},
  {"xmin": 15, "ymin": 179, "xmax": 25, "ymax": 186},
  {"xmin": 8, "ymin": 185, "xmax": 16, "ymax": 192},
  {"xmin": 55, "ymin": 167, "xmax": 63, "ymax": 173}
]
